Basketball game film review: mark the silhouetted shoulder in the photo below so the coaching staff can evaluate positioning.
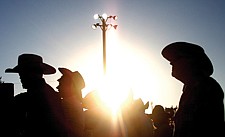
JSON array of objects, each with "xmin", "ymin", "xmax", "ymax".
[
  {"xmin": 14, "ymin": 92, "xmax": 28, "ymax": 103},
  {"xmin": 199, "ymin": 77, "xmax": 224, "ymax": 98}
]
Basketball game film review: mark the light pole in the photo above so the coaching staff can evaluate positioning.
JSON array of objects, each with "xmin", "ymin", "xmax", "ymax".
[{"xmin": 92, "ymin": 13, "xmax": 118, "ymax": 75}]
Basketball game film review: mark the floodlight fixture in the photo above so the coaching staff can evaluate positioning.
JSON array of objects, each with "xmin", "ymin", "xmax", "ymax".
[
  {"xmin": 113, "ymin": 25, "xmax": 118, "ymax": 29},
  {"xmin": 113, "ymin": 16, "xmax": 118, "ymax": 20},
  {"xmin": 94, "ymin": 14, "xmax": 99, "ymax": 20},
  {"xmin": 102, "ymin": 13, "xmax": 108, "ymax": 20},
  {"xmin": 92, "ymin": 24, "xmax": 97, "ymax": 29}
]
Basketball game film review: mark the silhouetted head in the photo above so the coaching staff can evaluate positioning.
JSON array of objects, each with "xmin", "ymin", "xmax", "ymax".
[
  {"xmin": 152, "ymin": 105, "xmax": 165, "ymax": 116},
  {"xmin": 57, "ymin": 68, "xmax": 85, "ymax": 100},
  {"xmin": 133, "ymin": 98, "xmax": 149, "ymax": 113},
  {"xmin": 165, "ymin": 107, "xmax": 177, "ymax": 118},
  {"xmin": 161, "ymin": 42, "xmax": 213, "ymax": 83},
  {"xmin": 5, "ymin": 54, "xmax": 56, "ymax": 89},
  {"xmin": 152, "ymin": 105, "xmax": 169, "ymax": 126}
]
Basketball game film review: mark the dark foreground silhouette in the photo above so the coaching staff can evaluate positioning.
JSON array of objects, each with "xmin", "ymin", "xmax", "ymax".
[
  {"xmin": 5, "ymin": 54, "xmax": 63, "ymax": 137},
  {"xmin": 1, "ymin": 46, "xmax": 224, "ymax": 137},
  {"xmin": 57, "ymin": 67, "xmax": 85, "ymax": 137},
  {"xmin": 162, "ymin": 42, "xmax": 225, "ymax": 137}
]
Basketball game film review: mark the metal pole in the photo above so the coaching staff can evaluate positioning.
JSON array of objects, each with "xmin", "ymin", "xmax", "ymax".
[
  {"xmin": 92, "ymin": 14, "xmax": 117, "ymax": 75},
  {"xmin": 102, "ymin": 19, "xmax": 106, "ymax": 75}
]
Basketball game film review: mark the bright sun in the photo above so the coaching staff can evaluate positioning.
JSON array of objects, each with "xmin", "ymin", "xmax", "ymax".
[{"xmin": 79, "ymin": 29, "xmax": 163, "ymax": 115}]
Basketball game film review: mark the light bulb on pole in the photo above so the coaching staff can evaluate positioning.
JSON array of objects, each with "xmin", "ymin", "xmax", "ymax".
[{"xmin": 92, "ymin": 13, "xmax": 118, "ymax": 75}]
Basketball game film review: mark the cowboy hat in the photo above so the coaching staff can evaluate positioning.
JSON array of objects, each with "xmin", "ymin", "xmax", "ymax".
[
  {"xmin": 161, "ymin": 42, "xmax": 213, "ymax": 76},
  {"xmin": 58, "ymin": 68, "xmax": 85, "ymax": 90},
  {"xmin": 5, "ymin": 53, "xmax": 56, "ymax": 74}
]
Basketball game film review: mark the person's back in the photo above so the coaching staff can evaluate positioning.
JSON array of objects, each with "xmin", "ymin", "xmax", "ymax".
[
  {"xmin": 174, "ymin": 76, "xmax": 224, "ymax": 137},
  {"xmin": 14, "ymin": 80, "xmax": 63, "ymax": 137}
]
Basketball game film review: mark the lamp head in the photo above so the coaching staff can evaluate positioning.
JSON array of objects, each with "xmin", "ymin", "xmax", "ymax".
[
  {"xmin": 113, "ymin": 16, "xmax": 118, "ymax": 20},
  {"xmin": 93, "ymin": 14, "xmax": 99, "ymax": 20},
  {"xmin": 113, "ymin": 25, "xmax": 118, "ymax": 29},
  {"xmin": 102, "ymin": 13, "xmax": 108, "ymax": 20},
  {"xmin": 92, "ymin": 24, "xmax": 97, "ymax": 29}
]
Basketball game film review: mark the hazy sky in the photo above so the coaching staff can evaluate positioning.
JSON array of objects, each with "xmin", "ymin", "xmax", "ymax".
[{"xmin": 1, "ymin": 0, "xmax": 225, "ymax": 113}]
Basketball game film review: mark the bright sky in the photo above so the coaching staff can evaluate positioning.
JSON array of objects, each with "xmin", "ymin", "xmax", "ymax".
[{"xmin": 0, "ymin": 0, "xmax": 225, "ymax": 114}]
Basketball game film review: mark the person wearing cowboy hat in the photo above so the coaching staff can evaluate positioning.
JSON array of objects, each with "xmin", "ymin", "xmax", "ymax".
[
  {"xmin": 151, "ymin": 105, "xmax": 173, "ymax": 137},
  {"xmin": 5, "ymin": 53, "xmax": 63, "ymax": 137},
  {"xmin": 57, "ymin": 67, "xmax": 85, "ymax": 137},
  {"xmin": 161, "ymin": 42, "xmax": 224, "ymax": 137}
]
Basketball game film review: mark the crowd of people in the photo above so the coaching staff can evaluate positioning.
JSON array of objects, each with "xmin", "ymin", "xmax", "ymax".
[{"xmin": 0, "ymin": 41, "xmax": 225, "ymax": 137}]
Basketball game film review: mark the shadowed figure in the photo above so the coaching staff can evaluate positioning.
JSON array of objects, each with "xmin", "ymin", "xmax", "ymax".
[
  {"xmin": 164, "ymin": 106, "xmax": 177, "ymax": 131},
  {"xmin": 132, "ymin": 98, "xmax": 149, "ymax": 114},
  {"xmin": 0, "ymin": 82, "xmax": 14, "ymax": 137},
  {"xmin": 82, "ymin": 90, "xmax": 121, "ymax": 137},
  {"xmin": 121, "ymin": 98, "xmax": 154, "ymax": 137},
  {"xmin": 151, "ymin": 105, "xmax": 173, "ymax": 137},
  {"xmin": 162, "ymin": 42, "xmax": 225, "ymax": 137},
  {"xmin": 5, "ymin": 54, "xmax": 63, "ymax": 137},
  {"xmin": 57, "ymin": 68, "xmax": 85, "ymax": 137}
]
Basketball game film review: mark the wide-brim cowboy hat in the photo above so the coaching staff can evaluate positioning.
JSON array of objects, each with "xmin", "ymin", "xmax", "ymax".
[
  {"xmin": 5, "ymin": 53, "xmax": 56, "ymax": 74},
  {"xmin": 161, "ymin": 42, "xmax": 213, "ymax": 76}
]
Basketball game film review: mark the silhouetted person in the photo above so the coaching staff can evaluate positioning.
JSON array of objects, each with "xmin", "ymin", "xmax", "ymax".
[
  {"xmin": 132, "ymin": 98, "xmax": 149, "ymax": 114},
  {"xmin": 161, "ymin": 42, "xmax": 225, "ymax": 137},
  {"xmin": 82, "ymin": 90, "xmax": 100, "ymax": 137},
  {"xmin": 151, "ymin": 105, "xmax": 173, "ymax": 137},
  {"xmin": 121, "ymin": 98, "xmax": 154, "ymax": 137},
  {"xmin": 164, "ymin": 106, "xmax": 177, "ymax": 131},
  {"xmin": 0, "ymin": 82, "xmax": 14, "ymax": 137},
  {"xmin": 57, "ymin": 68, "xmax": 85, "ymax": 137},
  {"xmin": 5, "ymin": 53, "xmax": 63, "ymax": 137},
  {"xmin": 82, "ymin": 90, "xmax": 118, "ymax": 137},
  {"xmin": 164, "ymin": 106, "xmax": 177, "ymax": 122}
]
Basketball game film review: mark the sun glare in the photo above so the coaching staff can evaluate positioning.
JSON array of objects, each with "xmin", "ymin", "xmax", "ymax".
[
  {"xmin": 95, "ymin": 76, "xmax": 131, "ymax": 115},
  {"xmin": 84, "ymin": 29, "xmax": 161, "ymax": 115},
  {"xmin": 76, "ymin": 29, "xmax": 165, "ymax": 115}
]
